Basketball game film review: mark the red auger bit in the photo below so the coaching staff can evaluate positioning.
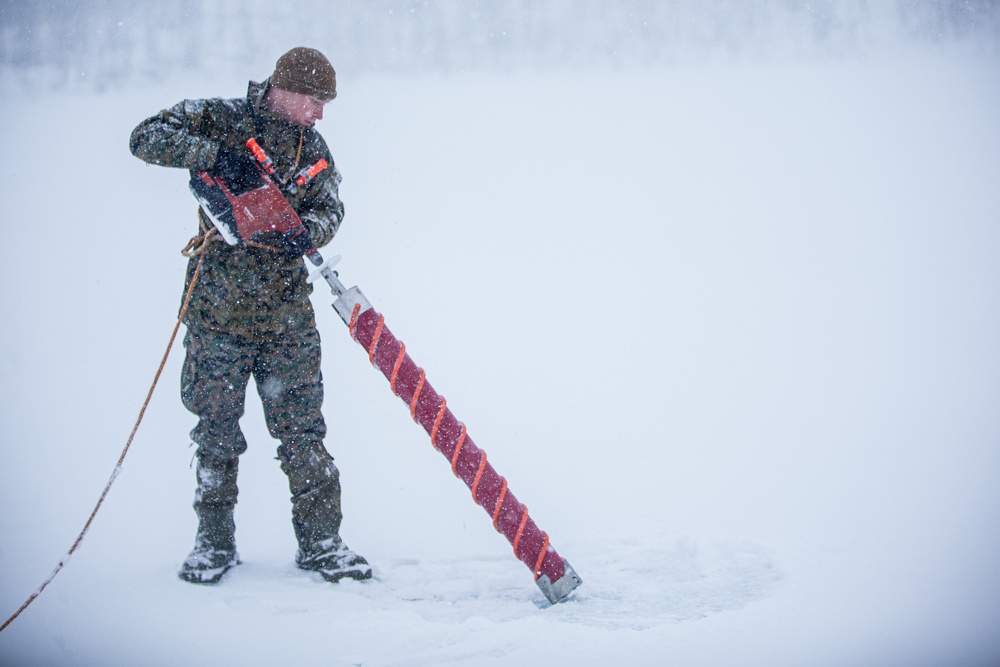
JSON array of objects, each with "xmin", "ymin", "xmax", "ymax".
[
  {"xmin": 194, "ymin": 137, "xmax": 582, "ymax": 605},
  {"xmin": 313, "ymin": 262, "xmax": 582, "ymax": 606}
]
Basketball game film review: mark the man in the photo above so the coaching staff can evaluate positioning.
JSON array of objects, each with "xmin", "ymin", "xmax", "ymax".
[{"xmin": 129, "ymin": 47, "xmax": 371, "ymax": 584}]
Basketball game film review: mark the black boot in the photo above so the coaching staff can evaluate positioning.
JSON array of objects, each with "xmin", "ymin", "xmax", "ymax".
[
  {"xmin": 296, "ymin": 539, "xmax": 372, "ymax": 583},
  {"xmin": 178, "ymin": 506, "xmax": 240, "ymax": 584},
  {"xmin": 279, "ymin": 441, "xmax": 372, "ymax": 583},
  {"xmin": 179, "ymin": 451, "xmax": 241, "ymax": 584}
]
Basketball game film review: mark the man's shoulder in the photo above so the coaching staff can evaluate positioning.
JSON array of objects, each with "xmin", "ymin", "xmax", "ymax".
[
  {"xmin": 168, "ymin": 80, "xmax": 258, "ymax": 119},
  {"xmin": 171, "ymin": 95, "xmax": 250, "ymax": 126}
]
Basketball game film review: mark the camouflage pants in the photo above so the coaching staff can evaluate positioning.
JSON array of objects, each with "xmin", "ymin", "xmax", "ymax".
[
  {"xmin": 181, "ymin": 325, "xmax": 344, "ymax": 548},
  {"xmin": 181, "ymin": 325, "xmax": 327, "ymax": 458}
]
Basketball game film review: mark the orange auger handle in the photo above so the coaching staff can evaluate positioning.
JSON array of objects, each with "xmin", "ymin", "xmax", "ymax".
[
  {"xmin": 246, "ymin": 137, "xmax": 328, "ymax": 195},
  {"xmin": 295, "ymin": 159, "xmax": 328, "ymax": 187},
  {"xmin": 245, "ymin": 138, "xmax": 276, "ymax": 177}
]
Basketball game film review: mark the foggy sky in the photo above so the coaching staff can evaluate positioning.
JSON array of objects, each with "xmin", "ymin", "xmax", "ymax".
[{"xmin": 1, "ymin": 0, "xmax": 998, "ymax": 92}]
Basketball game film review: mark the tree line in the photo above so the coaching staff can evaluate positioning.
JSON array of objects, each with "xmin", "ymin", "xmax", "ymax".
[{"xmin": 1, "ymin": 0, "xmax": 997, "ymax": 92}]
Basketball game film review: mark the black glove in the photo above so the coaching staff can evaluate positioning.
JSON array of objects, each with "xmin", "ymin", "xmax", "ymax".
[
  {"xmin": 212, "ymin": 146, "xmax": 264, "ymax": 196},
  {"xmin": 281, "ymin": 225, "xmax": 314, "ymax": 257}
]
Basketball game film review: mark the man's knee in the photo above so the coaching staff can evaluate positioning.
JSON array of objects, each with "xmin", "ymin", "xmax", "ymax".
[
  {"xmin": 190, "ymin": 418, "xmax": 249, "ymax": 459},
  {"xmin": 256, "ymin": 332, "xmax": 326, "ymax": 445}
]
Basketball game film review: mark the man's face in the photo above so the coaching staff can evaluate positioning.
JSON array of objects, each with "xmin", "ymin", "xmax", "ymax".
[{"xmin": 266, "ymin": 87, "xmax": 329, "ymax": 128}]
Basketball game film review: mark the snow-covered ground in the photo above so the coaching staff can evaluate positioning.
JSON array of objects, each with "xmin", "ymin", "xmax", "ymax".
[{"xmin": 2, "ymin": 48, "xmax": 999, "ymax": 666}]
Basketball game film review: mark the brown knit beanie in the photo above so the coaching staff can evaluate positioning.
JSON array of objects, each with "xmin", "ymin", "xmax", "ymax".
[{"xmin": 270, "ymin": 47, "xmax": 337, "ymax": 100}]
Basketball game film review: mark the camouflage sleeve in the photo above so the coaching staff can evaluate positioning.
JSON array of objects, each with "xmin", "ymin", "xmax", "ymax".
[
  {"xmin": 298, "ymin": 161, "xmax": 345, "ymax": 249},
  {"xmin": 128, "ymin": 98, "xmax": 228, "ymax": 170}
]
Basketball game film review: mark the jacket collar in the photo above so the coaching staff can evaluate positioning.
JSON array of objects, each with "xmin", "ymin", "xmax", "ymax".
[{"xmin": 247, "ymin": 79, "xmax": 271, "ymax": 115}]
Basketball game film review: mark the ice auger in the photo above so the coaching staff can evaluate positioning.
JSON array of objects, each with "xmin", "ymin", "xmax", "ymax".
[
  {"xmin": 193, "ymin": 139, "xmax": 583, "ymax": 605},
  {"xmin": 1, "ymin": 136, "xmax": 580, "ymax": 635}
]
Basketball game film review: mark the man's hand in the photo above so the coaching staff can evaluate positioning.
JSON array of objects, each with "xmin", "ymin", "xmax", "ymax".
[
  {"xmin": 212, "ymin": 146, "xmax": 264, "ymax": 195},
  {"xmin": 281, "ymin": 225, "xmax": 314, "ymax": 257}
]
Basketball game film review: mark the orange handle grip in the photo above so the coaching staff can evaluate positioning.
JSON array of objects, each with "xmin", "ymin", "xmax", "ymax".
[
  {"xmin": 245, "ymin": 138, "xmax": 276, "ymax": 175},
  {"xmin": 295, "ymin": 159, "xmax": 329, "ymax": 186}
]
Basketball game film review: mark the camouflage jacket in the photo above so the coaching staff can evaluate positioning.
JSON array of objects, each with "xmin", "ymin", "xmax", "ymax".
[{"xmin": 129, "ymin": 79, "xmax": 345, "ymax": 341}]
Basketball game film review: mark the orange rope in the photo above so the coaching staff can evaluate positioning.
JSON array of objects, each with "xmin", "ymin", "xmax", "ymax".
[
  {"xmin": 409, "ymin": 370, "xmax": 426, "ymax": 420},
  {"xmin": 512, "ymin": 505, "xmax": 530, "ymax": 557},
  {"xmin": 348, "ymin": 302, "xmax": 361, "ymax": 335},
  {"xmin": 279, "ymin": 129, "xmax": 305, "ymax": 182},
  {"xmin": 430, "ymin": 398, "xmax": 447, "ymax": 450},
  {"xmin": 450, "ymin": 425, "xmax": 467, "ymax": 473},
  {"xmin": 368, "ymin": 314, "xmax": 385, "ymax": 364},
  {"xmin": 533, "ymin": 532, "xmax": 550, "ymax": 580},
  {"xmin": 471, "ymin": 451, "xmax": 488, "ymax": 502},
  {"xmin": 390, "ymin": 343, "xmax": 406, "ymax": 395},
  {"xmin": 1, "ymin": 248, "xmax": 207, "ymax": 634},
  {"xmin": 187, "ymin": 211, "xmax": 285, "ymax": 255},
  {"xmin": 492, "ymin": 478, "xmax": 508, "ymax": 530}
]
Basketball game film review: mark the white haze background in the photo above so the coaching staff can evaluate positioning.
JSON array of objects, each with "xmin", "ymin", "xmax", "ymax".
[{"xmin": 1, "ymin": 2, "xmax": 999, "ymax": 665}]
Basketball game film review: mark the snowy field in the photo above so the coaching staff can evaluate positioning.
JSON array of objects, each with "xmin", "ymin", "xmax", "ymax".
[{"xmin": 2, "ymin": 48, "xmax": 1000, "ymax": 666}]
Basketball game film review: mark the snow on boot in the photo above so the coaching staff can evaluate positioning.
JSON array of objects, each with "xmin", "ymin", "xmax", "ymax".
[
  {"xmin": 296, "ymin": 537, "xmax": 372, "ymax": 583},
  {"xmin": 279, "ymin": 441, "xmax": 372, "ymax": 583},
  {"xmin": 178, "ymin": 506, "xmax": 240, "ymax": 584},
  {"xmin": 179, "ymin": 451, "xmax": 241, "ymax": 584}
]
